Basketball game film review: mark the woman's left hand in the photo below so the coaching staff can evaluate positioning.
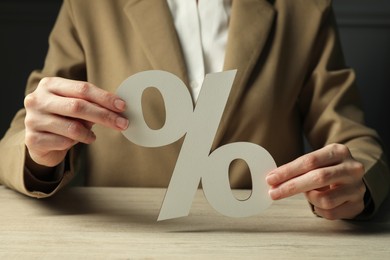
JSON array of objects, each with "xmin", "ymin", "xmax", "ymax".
[{"xmin": 266, "ymin": 143, "xmax": 366, "ymax": 220}]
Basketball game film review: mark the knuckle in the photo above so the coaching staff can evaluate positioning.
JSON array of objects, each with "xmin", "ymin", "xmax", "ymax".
[
  {"xmin": 330, "ymin": 143, "xmax": 350, "ymax": 158},
  {"xmin": 38, "ymin": 77, "xmax": 53, "ymax": 88},
  {"xmin": 24, "ymin": 116, "xmax": 35, "ymax": 129},
  {"xmin": 74, "ymin": 82, "xmax": 90, "ymax": 97},
  {"xmin": 65, "ymin": 121, "xmax": 91, "ymax": 144},
  {"xmin": 302, "ymin": 154, "xmax": 319, "ymax": 169},
  {"xmin": 344, "ymin": 161, "xmax": 365, "ymax": 181},
  {"xmin": 25, "ymin": 132, "xmax": 39, "ymax": 147},
  {"xmin": 351, "ymin": 161, "xmax": 365, "ymax": 175},
  {"xmin": 358, "ymin": 183, "xmax": 367, "ymax": 197},
  {"xmin": 99, "ymin": 91, "xmax": 113, "ymax": 103},
  {"xmin": 68, "ymin": 99, "xmax": 85, "ymax": 114},
  {"xmin": 312, "ymin": 169, "xmax": 331, "ymax": 186},
  {"xmin": 66, "ymin": 121, "xmax": 84, "ymax": 138},
  {"xmin": 24, "ymin": 93, "xmax": 38, "ymax": 108}
]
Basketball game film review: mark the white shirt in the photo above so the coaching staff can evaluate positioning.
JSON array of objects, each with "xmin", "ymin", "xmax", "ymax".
[{"xmin": 167, "ymin": 0, "xmax": 232, "ymax": 102}]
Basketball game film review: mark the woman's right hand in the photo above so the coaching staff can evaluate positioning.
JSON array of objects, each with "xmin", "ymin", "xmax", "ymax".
[{"xmin": 24, "ymin": 77, "xmax": 129, "ymax": 168}]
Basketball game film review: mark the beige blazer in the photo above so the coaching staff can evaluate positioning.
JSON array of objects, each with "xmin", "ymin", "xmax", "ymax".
[{"xmin": 1, "ymin": 0, "xmax": 389, "ymax": 217}]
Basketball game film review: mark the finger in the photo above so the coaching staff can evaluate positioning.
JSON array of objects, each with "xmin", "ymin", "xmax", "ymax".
[
  {"xmin": 266, "ymin": 144, "xmax": 351, "ymax": 186},
  {"xmin": 26, "ymin": 130, "xmax": 80, "ymax": 167},
  {"xmin": 26, "ymin": 113, "xmax": 96, "ymax": 144},
  {"xmin": 28, "ymin": 145, "xmax": 72, "ymax": 168},
  {"xmin": 83, "ymin": 121, "xmax": 95, "ymax": 130},
  {"xmin": 313, "ymin": 200, "xmax": 365, "ymax": 220},
  {"xmin": 41, "ymin": 77, "xmax": 126, "ymax": 113},
  {"xmin": 26, "ymin": 129, "xmax": 78, "ymax": 151},
  {"xmin": 305, "ymin": 183, "xmax": 366, "ymax": 210},
  {"xmin": 268, "ymin": 161, "xmax": 363, "ymax": 200},
  {"xmin": 43, "ymin": 95, "xmax": 129, "ymax": 131}
]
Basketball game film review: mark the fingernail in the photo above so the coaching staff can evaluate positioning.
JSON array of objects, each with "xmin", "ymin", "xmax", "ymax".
[
  {"xmin": 269, "ymin": 188, "xmax": 281, "ymax": 200},
  {"xmin": 90, "ymin": 131, "xmax": 96, "ymax": 139},
  {"xmin": 83, "ymin": 131, "xmax": 96, "ymax": 144},
  {"xmin": 88, "ymin": 131, "xmax": 96, "ymax": 142},
  {"xmin": 116, "ymin": 117, "xmax": 129, "ymax": 130},
  {"xmin": 114, "ymin": 99, "xmax": 126, "ymax": 111}
]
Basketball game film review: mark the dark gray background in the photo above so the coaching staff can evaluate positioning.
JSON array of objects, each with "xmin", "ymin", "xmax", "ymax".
[{"xmin": 1, "ymin": 0, "xmax": 389, "ymax": 153}]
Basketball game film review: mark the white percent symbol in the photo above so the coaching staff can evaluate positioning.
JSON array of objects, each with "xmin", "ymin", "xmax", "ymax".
[{"xmin": 116, "ymin": 70, "xmax": 276, "ymax": 221}]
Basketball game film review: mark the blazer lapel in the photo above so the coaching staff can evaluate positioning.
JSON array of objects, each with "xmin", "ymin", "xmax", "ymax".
[
  {"xmin": 124, "ymin": 0, "xmax": 189, "ymax": 85},
  {"xmin": 214, "ymin": 0, "xmax": 276, "ymax": 146},
  {"xmin": 124, "ymin": 0, "xmax": 275, "ymax": 148}
]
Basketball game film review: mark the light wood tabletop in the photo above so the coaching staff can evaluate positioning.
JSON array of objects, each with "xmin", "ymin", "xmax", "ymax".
[{"xmin": 1, "ymin": 185, "xmax": 389, "ymax": 259}]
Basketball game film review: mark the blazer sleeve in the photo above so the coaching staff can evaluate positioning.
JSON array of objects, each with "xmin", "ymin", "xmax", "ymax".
[
  {"xmin": 0, "ymin": 0, "xmax": 86, "ymax": 198},
  {"xmin": 299, "ymin": 5, "xmax": 390, "ymax": 219}
]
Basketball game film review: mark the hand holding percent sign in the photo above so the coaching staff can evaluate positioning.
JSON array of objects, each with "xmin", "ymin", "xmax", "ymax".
[{"xmin": 116, "ymin": 70, "xmax": 276, "ymax": 221}]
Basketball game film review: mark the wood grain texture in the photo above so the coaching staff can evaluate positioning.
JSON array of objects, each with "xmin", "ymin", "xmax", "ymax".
[{"xmin": 0, "ymin": 186, "xmax": 389, "ymax": 259}]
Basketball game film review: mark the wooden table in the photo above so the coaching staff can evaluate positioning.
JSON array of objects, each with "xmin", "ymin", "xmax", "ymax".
[{"xmin": 1, "ymin": 186, "xmax": 389, "ymax": 259}]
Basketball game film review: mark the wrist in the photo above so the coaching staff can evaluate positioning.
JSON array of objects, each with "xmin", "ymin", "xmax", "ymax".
[{"xmin": 25, "ymin": 151, "xmax": 61, "ymax": 182}]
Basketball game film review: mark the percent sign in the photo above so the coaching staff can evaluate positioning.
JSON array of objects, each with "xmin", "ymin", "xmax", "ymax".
[{"xmin": 116, "ymin": 70, "xmax": 276, "ymax": 221}]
